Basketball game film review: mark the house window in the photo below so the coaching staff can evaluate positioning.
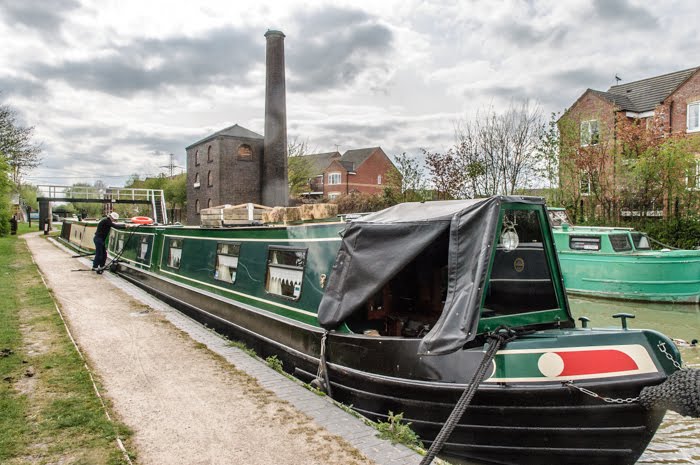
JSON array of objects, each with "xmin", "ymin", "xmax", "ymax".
[
  {"xmin": 328, "ymin": 172, "xmax": 341, "ymax": 185},
  {"xmin": 237, "ymin": 144, "xmax": 253, "ymax": 160},
  {"xmin": 195, "ymin": 199, "xmax": 200, "ymax": 214},
  {"xmin": 687, "ymin": 159, "xmax": 700, "ymax": 189},
  {"xmin": 167, "ymin": 239, "xmax": 182, "ymax": 269},
  {"xmin": 208, "ymin": 171, "xmax": 213, "ymax": 187},
  {"xmin": 570, "ymin": 236, "xmax": 601, "ymax": 251},
  {"xmin": 194, "ymin": 173, "xmax": 200, "ymax": 188},
  {"xmin": 194, "ymin": 150, "xmax": 200, "ymax": 166},
  {"xmin": 265, "ymin": 247, "xmax": 306, "ymax": 300},
  {"xmin": 377, "ymin": 175, "xmax": 382, "ymax": 185},
  {"xmin": 214, "ymin": 242, "xmax": 240, "ymax": 283},
  {"xmin": 687, "ymin": 102, "xmax": 700, "ymax": 132},
  {"xmin": 328, "ymin": 192, "xmax": 340, "ymax": 201},
  {"xmin": 207, "ymin": 145, "xmax": 213, "ymax": 162},
  {"xmin": 580, "ymin": 120, "xmax": 600, "ymax": 146}
]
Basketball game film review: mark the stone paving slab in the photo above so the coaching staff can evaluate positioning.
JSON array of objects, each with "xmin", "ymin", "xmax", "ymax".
[{"xmin": 51, "ymin": 239, "xmax": 426, "ymax": 465}]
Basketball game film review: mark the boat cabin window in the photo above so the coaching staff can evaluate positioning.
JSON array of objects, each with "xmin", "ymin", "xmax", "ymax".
[
  {"xmin": 631, "ymin": 232, "xmax": 651, "ymax": 250},
  {"xmin": 214, "ymin": 242, "xmax": 240, "ymax": 284},
  {"xmin": 167, "ymin": 239, "xmax": 183, "ymax": 269},
  {"xmin": 138, "ymin": 236, "xmax": 150, "ymax": 261},
  {"xmin": 108, "ymin": 232, "xmax": 117, "ymax": 253},
  {"xmin": 570, "ymin": 236, "xmax": 601, "ymax": 251},
  {"xmin": 265, "ymin": 247, "xmax": 306, "ymax": 300},
  {"xmin": 483, "ymin": 209, "xmax": 558, "ymax": 316},
  {"xmin": 609, "ymin": 234, "xmax": 632, "ymax": 252}
]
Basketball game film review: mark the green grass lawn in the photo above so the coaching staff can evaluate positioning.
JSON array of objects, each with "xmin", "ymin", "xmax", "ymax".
[{"xmin": 0, "ymin": 230, "xmax": 134, "ymax": 464}]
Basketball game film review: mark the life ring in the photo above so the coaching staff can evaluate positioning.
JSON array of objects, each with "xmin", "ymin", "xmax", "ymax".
[{"xmin": 131, "ymin": 216, "xmax": 154, "ymax": 225}]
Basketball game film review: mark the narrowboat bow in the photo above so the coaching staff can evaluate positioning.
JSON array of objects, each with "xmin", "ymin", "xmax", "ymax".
[{"xmin": 63, "ymin": 197, "xmax": 700, "ymax": 465}]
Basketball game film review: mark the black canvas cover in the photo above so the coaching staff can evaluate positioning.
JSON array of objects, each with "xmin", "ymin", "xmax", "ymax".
[{"xmin": 318, "ymin": 196, "xmax": 542, "ymax": 355}]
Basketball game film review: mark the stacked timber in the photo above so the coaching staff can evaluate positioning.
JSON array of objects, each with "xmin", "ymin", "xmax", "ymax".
[
  {"xmin": 200, "ymin": 203, "xmax": 272, "ymax": 227},
  {"xmin": 261, "ymin": 203, "xmax": 338, "ymax": 224}
]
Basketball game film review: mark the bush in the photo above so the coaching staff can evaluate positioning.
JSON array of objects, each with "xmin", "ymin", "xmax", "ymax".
[
  {"xmin": 626, "ymin": 218, "xmax": 700, "ymax": 249},
  {"xmin": 332, "ymin": 192, "xmax": 397, "ymax": 214}
]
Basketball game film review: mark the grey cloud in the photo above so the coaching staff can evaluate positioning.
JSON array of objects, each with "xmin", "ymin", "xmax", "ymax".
[
  {"xmin": 495, "ymin": 22, "xmax": 568, "ymax": 48},
  {"xmin": 0, "ymin": 76, "xmax": 47, "ymax": 99},
  {"xmin": 552, "ymin": 68, "xmax": 611, "ymax": 90},
  {"xmin": 592, "ymin": 0, "xmax": 658, "ymax": 29},
  {"xmin": 0, "ymin": 0, "xmax": 80, "ymax": 37},
  {"xmin": 319, "ymin": 120, "xmax": 404, "ymax": 140},
  {"xmin": 32, "ymin": 27, "xmax": 263, "ymax": 96},
  {"xmin": 286, "ymin": 7, "xmax": 393, "ymax": 92}
]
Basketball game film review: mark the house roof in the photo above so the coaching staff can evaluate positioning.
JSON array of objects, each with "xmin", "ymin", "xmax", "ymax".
[
  {"xmin": 606, "ymin": 67, "xmax": 699, "ymax": 112},
  {"xmin": 341, "ymin": 147, "xmax": 380, "ymax": 169},
  {"xmin": 299, "ymin": 151, "xmax": 341, "ymax": 174},
  {"xmin": 589, "ymin": 89, "xmax": 635, "ymax": 110},
  {"xmin": 186, "ymin": 124, "xmax": 263, "ymax": 149}
]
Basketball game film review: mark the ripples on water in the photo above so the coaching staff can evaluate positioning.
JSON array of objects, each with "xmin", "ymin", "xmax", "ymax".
[{"xmin": 569, "ymin": 297, "xmax": 700, "ymax": 464}]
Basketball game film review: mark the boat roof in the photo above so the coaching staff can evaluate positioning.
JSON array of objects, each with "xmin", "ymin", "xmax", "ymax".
[{"xmin": 318, "ymin": 196, "xmax": 546, "ymax": 355}]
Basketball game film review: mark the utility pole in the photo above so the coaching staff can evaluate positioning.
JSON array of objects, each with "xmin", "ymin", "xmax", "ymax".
[{"xmin": 160, "ymin": 153, "xmax": 181, "ymax": 177}]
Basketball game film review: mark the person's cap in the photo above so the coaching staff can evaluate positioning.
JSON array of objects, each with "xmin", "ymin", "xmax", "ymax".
[{"xmin": 109, "ymin": 212, "xmax": 119, "ymax": 220}]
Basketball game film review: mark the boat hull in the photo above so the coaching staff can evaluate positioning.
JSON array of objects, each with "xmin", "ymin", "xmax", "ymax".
[
  {"xmin": 558, "ymin": 250, "xmax": 700, "ymax": 304},
  {"xmin": 116, "ymin": 263, "xmax": 670, "ymax": 465}
]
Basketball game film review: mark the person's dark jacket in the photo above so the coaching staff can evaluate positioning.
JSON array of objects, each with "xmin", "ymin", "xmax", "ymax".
[{"xmin": 95, "ymin": 217, "xmax": 117, "ymax": 239}]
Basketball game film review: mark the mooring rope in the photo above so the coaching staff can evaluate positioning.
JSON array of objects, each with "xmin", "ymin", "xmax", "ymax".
[
  {"xmin": 419, "ymin": 327, "xmax": 517, "ymax": 465},
  {"xmin": 314, "ymin": 331, "xmax": 333, "ymax": 396}
]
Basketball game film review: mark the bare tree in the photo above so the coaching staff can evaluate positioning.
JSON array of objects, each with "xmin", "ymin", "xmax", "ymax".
[
  {"xmin": 0, "ymin": 102, "xmax": 42, "ymax": 188},
  {"xmin": 454, "ymin": 101, "xmax": 545, "ymax": 197}
]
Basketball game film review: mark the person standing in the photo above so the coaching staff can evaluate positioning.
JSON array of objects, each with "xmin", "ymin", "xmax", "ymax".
[{"xmin": 93, "ymin": 212, "xmax": 120, "ymax": 272}]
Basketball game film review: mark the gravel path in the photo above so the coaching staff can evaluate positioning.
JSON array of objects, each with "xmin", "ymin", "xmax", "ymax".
[{"xmin": 24, "ymin": 233, "xmax": 378, "ymax": 465}]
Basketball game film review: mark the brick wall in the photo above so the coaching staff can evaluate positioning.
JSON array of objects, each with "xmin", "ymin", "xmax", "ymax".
[
  {"xmin": 349, "ymin": 149, "xmax": 394, "ymax": 194},
  {"xmin": 665, "ymin": 71, "xmax": 700, "ymax": 135},
  {"xmin": 186, "ymin": 135, "xmax": 264, "ymax": 224}
]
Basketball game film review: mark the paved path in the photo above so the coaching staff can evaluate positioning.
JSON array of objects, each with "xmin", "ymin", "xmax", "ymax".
[{"xmin": 25, "ymin": 233, "xmax": 424, "ymax": 465}]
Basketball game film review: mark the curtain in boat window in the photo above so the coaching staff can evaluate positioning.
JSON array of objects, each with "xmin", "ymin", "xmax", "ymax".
[{"xmin": 266, "ymin": 248, "xmax": 306, "ymax": 299}]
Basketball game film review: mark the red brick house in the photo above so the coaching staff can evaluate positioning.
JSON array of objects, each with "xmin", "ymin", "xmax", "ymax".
[
  {"xmin": 301, "ymin": 147, "xmax": 397, "ymax": 200},
  {"xmin": 560, "ymin": 66, "xmax": 700, "ymax": 216}
]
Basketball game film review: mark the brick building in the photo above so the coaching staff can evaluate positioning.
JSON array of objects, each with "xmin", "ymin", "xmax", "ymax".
[
  {"xmin": 560, "ymin": 66, "xmax": 700, "ymax": 215},
  {"xmin": 300, "ymin": 147, "xmax": 397, "ymax": 200},
  {"xmin": 185, "ymin": 125, "xmax": 265, "ymax": 224}
]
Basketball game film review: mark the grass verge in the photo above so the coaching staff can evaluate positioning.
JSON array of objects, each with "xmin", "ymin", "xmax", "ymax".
[{"xmin": 0, "ymin": 231, "xmax": 133, "ymax": 464}]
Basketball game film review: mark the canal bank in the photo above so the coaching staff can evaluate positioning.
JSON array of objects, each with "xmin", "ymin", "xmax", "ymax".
[{"xmin": 24, "ymin": 232, "xmax": 425, "ymax": 465}]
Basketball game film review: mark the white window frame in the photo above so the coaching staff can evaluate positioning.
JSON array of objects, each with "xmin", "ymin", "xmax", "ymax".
[
  {"xmin": 687, "ymin": 159, "xmax": 700, "ymax": 190},
  {"xmin": 580, "ymin": 120, "xmax": 599, "ymax": 146},
  {"xmin": 377, "ymin": 174, "xmax": 382, "ymax": 185},
  {"xmin": 580, "ymin": 173, "xmax": 593, "ymax": 196},
  {"xmin": 327, "ymin": 172, "xmax": 341, "ymax": 185},
  {"xmin": 328, "ymin": 192, "xmax": 341, "ymax": 200},
  {"xmin": 687, "ymin": 102, "xmax": 700, "ymax": 133}
]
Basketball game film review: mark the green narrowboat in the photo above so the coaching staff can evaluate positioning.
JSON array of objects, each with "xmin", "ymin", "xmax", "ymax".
[
  {"xmin": 60, "ymin": 197, "xmax": 700, "ymax": 465},
  {"xmin": 549, "ymin": 208, "xmax": 700, "ymax": 303}
]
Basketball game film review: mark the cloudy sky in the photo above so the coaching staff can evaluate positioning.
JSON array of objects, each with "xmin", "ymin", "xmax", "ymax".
[{"xmin": 1, "ymin": 0, "xmax": 697, "ymax": 187}]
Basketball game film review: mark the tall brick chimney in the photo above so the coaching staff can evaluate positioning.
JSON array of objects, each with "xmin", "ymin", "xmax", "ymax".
[{"xmin": 262, "ymin": 30, "xmax": 288, "ymax": 207}]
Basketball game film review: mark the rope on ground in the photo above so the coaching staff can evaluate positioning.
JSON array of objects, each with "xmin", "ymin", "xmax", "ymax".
[
  {"xmin": 27, "ymin": 240, "xmax": 135, "ymax": 465},
  {"xmin": 419, "ymin": 327, "xmax": 517, "ymax": 465}
]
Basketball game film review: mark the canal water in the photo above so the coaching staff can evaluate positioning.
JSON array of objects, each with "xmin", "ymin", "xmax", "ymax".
[{"xmin": 568, "ymin": 296, "xmax": 700, "ymax": 465}]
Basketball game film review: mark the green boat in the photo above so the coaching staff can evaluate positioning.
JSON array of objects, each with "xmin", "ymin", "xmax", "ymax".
[
  {"xmin": 57, "ymin": 198, "xmax": 700, "ymax": 465},
  {"xmin": 548, "ymin": 208, "xmax": 700, "ymax": 304}
]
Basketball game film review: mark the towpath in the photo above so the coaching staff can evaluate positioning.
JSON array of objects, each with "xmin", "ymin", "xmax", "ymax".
[{"xmin": 24, "ymin": 233, "xmax": 424, "ymax": 465}]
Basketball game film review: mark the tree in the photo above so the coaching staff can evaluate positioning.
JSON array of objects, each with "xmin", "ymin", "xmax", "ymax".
[
  {"xmin": 615, "ymin": 110, "xmax": 698, "ymax": 217},
  {"xmin": 0, "ymin": 102, "xmax": 42, "ymax": 188},
  {"xmin": 287, "ymin": 137, "xmax": 315, "ymax": 198},
  {"xmin": 0, "ymin": 154, "xmax": 11, "ymax": 235},
  {"xmin": 423, "ymin": 148, "xmax": 462, "ymax": 200},
  {"xmin": 453, "ymin": 101, "xmax": 546, "ymax": 197},
  {"xmin": 385, "ymin": 152, "xmax": 428, "ymax": 202},
  {"xmin": 535, "ymin": 112, "xmax": 563, "ymax": 206}
]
